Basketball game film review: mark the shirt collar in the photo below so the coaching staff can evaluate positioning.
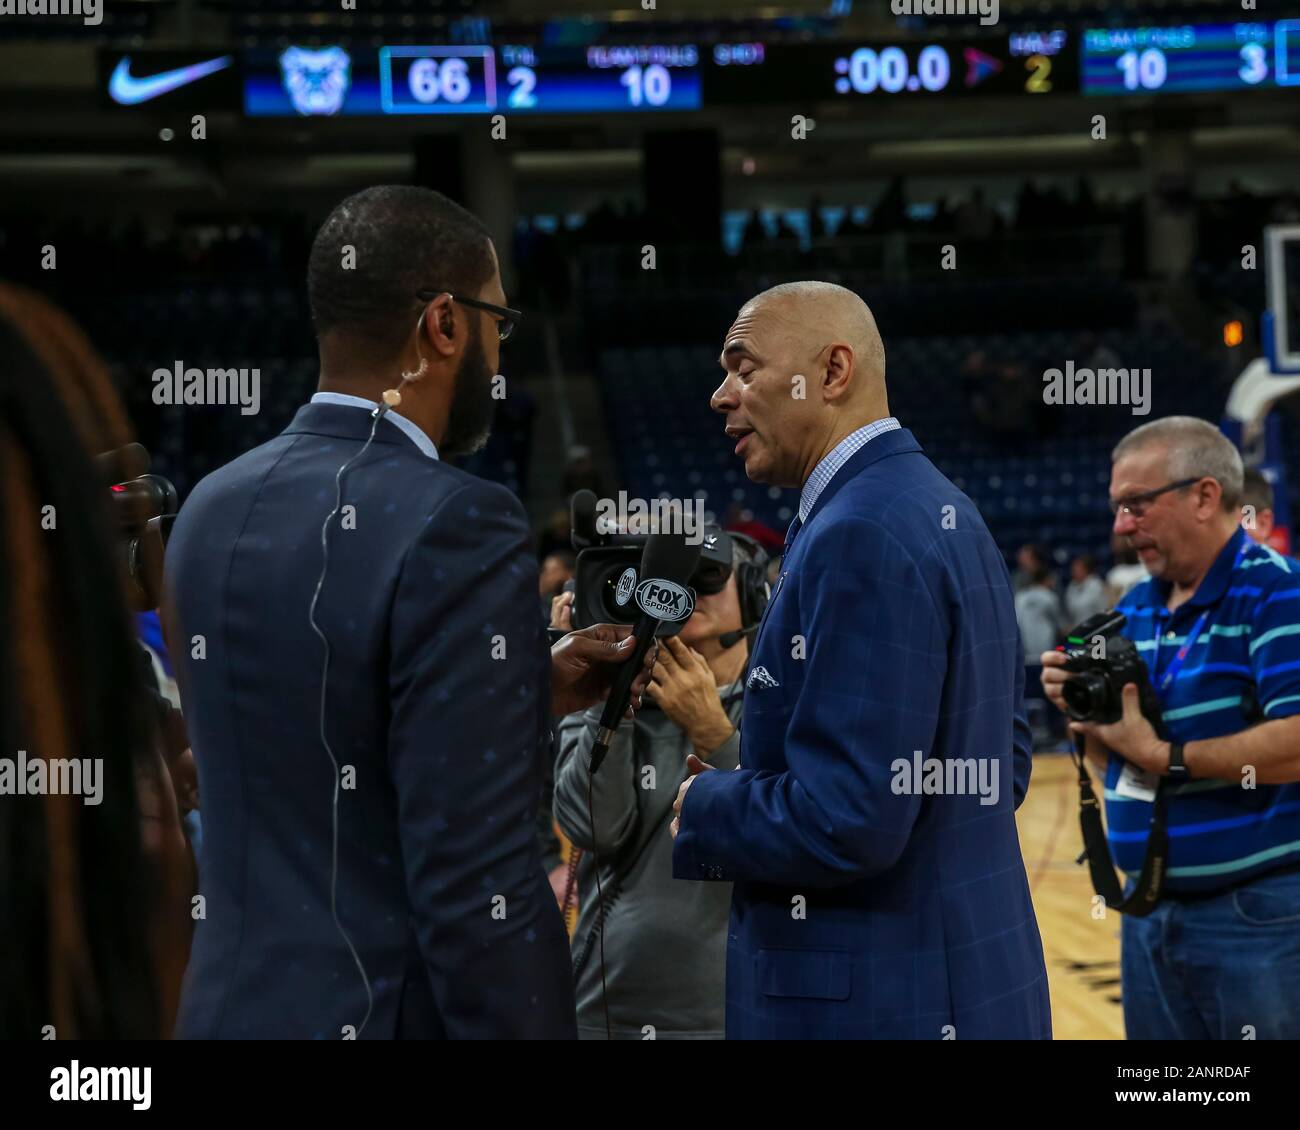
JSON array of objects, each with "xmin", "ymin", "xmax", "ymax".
[
  {"xmin": 310, "ymin": 392, "xmax": 440, "ymax": 461},
  {"xmin": 798, "ymin": 417, "xmax": 901, "ymax": 523},
  {"xmin": 1133, "ymin": 526, "xmax": 1247, "ymax": 612}
]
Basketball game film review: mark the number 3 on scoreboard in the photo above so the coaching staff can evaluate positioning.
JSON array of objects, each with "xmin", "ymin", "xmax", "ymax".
[{"xmin": 1024, "ymin": 53, "xmax": 1052, "ymax": 94}]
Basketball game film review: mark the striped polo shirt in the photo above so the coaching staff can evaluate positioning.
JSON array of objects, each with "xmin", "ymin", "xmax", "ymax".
[{"xmin": 1105, "ymin": 525, "xmax": 1300, "ymax": 892}]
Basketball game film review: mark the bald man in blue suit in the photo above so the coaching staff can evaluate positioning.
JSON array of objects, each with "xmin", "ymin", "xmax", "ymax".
[{"xmin": 671, "ymin": 282, "xmax": 1051, "ymax": 1040}]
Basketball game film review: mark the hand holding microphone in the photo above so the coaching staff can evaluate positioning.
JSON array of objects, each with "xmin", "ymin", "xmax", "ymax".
[
  {"xmin": 589, "ymin": 531, "xmax": 702, "ymax": 774},
  {"xmin": 550, "ymin": 623, "xmax": 656, "ymax": 719}
]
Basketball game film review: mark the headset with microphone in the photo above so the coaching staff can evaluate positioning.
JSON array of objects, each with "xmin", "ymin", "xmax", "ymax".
[
  {"xmin": 691, "ymin": 529, "xmax": 771, "ymax": 650},
  {"xmin": 306, "ymin": 301, "xmax": 436, "ymax": 1038}
]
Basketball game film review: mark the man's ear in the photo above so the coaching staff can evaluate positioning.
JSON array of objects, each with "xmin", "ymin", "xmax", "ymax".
[
  {"xmin": 823, "ymin": 343, "xmax": 853, "ymax": 402},
  {"xmin": 1196, "ymin": 477, "xmax": 1224, "ymax": 520},
  {"xmin": 421, "ymin": 293, "xmax": 458, "ymax": 357}
]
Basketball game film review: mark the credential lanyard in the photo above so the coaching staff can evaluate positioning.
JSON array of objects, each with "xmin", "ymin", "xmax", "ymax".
[{"xmin": 1151, "ymin": 539, "xmax": 1248, "ymax": 698}]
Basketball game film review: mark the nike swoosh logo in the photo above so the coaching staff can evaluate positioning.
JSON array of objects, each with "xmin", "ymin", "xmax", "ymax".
[{"xmin": 109, "ymin": 56, "xmax": 233, "ymax": 106}]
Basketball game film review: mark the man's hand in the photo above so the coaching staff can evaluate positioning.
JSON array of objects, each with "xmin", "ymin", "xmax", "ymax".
[
  {"xmin": 648, "ymin": 636, "xmax": 735, "ymax": 756},
  {"xmin": 548, "ymin": 863, "xmax": 571, "ymax": 913},
  {"xmin": 549, "ymin": 590, "xmax": 574, "ymax": 632},
  {"xmin": 1039, "ymin": 649, "xmax": 1072, "ymax": 714},
  {"xmin": 1069, "ymin": 682, "xmax": 1169, "ymax": 775},
  {"xmin": 669, "ymin": 753, "xmax": 714, "ymax": 839},
  {"xmin": 550, "ymin": 623, "xmax": 656, "ymax": 718}
]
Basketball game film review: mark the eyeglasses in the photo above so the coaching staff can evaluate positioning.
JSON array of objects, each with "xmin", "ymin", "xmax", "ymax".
[
  {"xmin": 415, "ymin": 290, "xmax": 521, "ymax": 343},
  {"xmin": 1109, "ymin": 477, "xmax": 1201, "ymax": 519}
]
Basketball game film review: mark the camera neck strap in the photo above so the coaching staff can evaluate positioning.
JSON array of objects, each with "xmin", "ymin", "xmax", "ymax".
[{"xmin": 1072, "ymin": 734, "xmax": 1169, "ymax": 916}]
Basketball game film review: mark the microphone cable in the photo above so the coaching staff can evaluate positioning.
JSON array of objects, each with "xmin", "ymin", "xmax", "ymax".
[{"xmin": 306, "ymin": 403, "xmax": 388, "ymax": 1039}]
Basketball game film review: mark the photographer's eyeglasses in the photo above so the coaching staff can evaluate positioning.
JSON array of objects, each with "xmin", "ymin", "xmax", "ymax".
[
  {"xmin": 1109, "ymin": 477, "xmax": 1201, "ymax": 519},
  {"xmin": 415, "ymin": 290, "xmax": 521, "ymax": 343}
]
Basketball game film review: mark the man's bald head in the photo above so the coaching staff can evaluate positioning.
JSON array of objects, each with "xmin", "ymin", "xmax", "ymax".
[
  {"xmin": 740, "ymin": 281, "xmax": 886, "ymax": 399},
  {"xmin": 712, "ymin": 281, "xmax": 892, "ymax": 490}
]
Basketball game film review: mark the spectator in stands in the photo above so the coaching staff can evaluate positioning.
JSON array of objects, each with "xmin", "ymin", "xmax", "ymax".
[
  {"xmin": 1015, "ymin": 565, "xmax": 1063, "ymax": 661},
  {"xmin": 1078, "ymin": 331, "xmax": 1121, "ymax": 374},
  {"xmin": 1042, "ymin": 416, "xmax": 1300, "ymax": 1039},
  {"xmin": 722, "ymin": 501, "xmax": 783, "ymax": 557},
  {"xmin": 964, "ymin": 350, "xmax": 1035, "ymax": 441},
  {"xmin": 1064, "ymin": 553, "xmax": 1109, "ymax": 627},
  {"xmin": 869, "ymin": 176, "xmax": 909, "ymax": 233},
  {"xmin": 1104, "ymin": 534, "xmax": 1148, "ymax": 603},
  {"xmin": 536, "ymin": 504, "xmax": 575, "ymax": 560},
  {"xmin": 539, "ymin": 549, "xmax": 576, "ymax": 601},
  {"xmin": 1240, "ymin": 467, "xmax": 1277, "ymax": 547},
  {"xmin": 562, "ymin": 444, "xmax": 605, "ymax": 498},
  {"xmin": 808, "ymin": 194, "xmax": 827, "ymax": 241},
  {"xmin": 954, "ymin": 187, "xmax": 997, "ymax": 241},
  {"xmin": 1012, "ymin": 541, "xmax": 1050, "ymax": 593}
]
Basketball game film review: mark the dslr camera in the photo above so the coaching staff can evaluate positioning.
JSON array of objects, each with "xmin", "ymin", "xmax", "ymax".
[
  {"xmin": 96, "ymin": 443, "xmax": 179, "ymax": 612},
  {"xmin": 1057, "ymin": 610, "xmax": 1164, "ymax": 729}
]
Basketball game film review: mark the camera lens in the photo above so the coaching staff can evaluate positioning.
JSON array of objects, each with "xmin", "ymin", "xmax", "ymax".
[
  {"xmin": 595, "ymin": 560, "xmax": 638, "ymax": 623},
  {"xmin": 1062, "ymin": 672, "xmax": 1109, "ymax": 722}
]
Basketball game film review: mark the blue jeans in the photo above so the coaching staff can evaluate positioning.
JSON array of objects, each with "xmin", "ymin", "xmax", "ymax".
[{"xmin": 1122, "ymin": 866, "xmax": 1300, "ymax": 1039}]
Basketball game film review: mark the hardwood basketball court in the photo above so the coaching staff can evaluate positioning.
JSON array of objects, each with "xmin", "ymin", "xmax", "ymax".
[{"xmin": 1017, "ymin": 753, "xmax": 1124, "ymax": 1040}]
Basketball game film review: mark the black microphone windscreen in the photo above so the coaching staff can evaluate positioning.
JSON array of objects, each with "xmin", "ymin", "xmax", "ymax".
[
  {"xmin": 570, "ymin": 489, "xmax": 598, "ymax": 548},
  {"xmin": 640, "ymin": 531, "xmax": 702, "ymax": 587},
  {"xmin": 94, "ymin": 442, "xmax": 150, "ymax": 485}
]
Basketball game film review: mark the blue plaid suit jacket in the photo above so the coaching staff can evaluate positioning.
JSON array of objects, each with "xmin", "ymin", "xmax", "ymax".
[{"xmin": 672, "ymin": 427, "xmax": 1051, "ymax": 1039}]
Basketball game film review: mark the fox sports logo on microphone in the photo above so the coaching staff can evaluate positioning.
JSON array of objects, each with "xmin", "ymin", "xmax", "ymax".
[{"xmin": 635, "ymin": 579, "xmax": 695, "ymax": 621}]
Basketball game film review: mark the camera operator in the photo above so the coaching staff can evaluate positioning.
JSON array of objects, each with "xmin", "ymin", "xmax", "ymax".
[
  {"xmin": 551, "ymin": 528, "xmax": 766, "ymax": 1039},
  {"xmin": 1042, "ymin": 416, "xmax": 1300, "ymax": 1040}
]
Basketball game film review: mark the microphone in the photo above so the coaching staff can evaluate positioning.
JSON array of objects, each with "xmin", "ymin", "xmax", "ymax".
[
  {"xmin": 94, "ymin": 442, "xmax": 150, "ymax": 485},
  {"xmin": 570, "ymin": 489, "xmax": 599, "ymax": 549},
  {"xmin": 717, "ymin": 622, "xmax": 760, "ymax": 649},
  {"xmin": 589, "ymin": 531, "xmax": 701, "ymax": 774}
]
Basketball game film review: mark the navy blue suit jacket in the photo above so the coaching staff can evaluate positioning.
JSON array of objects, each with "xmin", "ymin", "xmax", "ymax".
[
  {"xmin": 672, "ymin": 427, "xmax": 1051, "ymax": 1039},
  {"xmin": 164, "ymin": 402, "xmax": 575, "ymax": 1039}
]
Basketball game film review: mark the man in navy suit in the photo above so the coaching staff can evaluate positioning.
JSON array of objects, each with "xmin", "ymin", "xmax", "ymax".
[
  {"xmin": 164, "ymin": 186, "xmax": 648, "ymax": 1039},
  {"xmin": 671, "ymin": 282, "xmax": 1051, "ymax": 1039}
]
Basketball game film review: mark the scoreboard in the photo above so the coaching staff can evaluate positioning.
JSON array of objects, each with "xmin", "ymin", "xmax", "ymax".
[
  {"xmin": 1082, "ymin": 21, "xmax": 1300, "ymax": 95},
  {"xmin": 242, "ymin": 36, "xmax": 1073, "ymax": 117},
  {"xmin": 102, "ymin": 23, "xmax": 1300, "ymax": 118},
  {"xmin": 245, "ymin": 43, "xmax": 704, "ymax": 117}
]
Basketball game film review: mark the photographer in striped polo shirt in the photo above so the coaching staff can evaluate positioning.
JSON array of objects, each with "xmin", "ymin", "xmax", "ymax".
[{"xmin": 1042, "ymin": 416, "xmax": 1300, "ymax": 1040}]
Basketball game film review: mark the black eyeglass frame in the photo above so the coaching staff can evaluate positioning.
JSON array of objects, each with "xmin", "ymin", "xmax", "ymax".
[
  {"xmin": 1109, "ymin": 477, "xmax": 1203, "ymax": 518},
  {"xmin": 415, "ymin": 289, "xmax": 521, "ymax": 342}
]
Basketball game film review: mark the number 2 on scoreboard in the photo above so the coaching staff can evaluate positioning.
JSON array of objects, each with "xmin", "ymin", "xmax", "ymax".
[
  {"xmin": 508, "ymin": 65, "xmax": 537, "ymax": 108},
  {"xmin": 1024, "ymin": 53, "xmax": 1052, "ymax": 94}
]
